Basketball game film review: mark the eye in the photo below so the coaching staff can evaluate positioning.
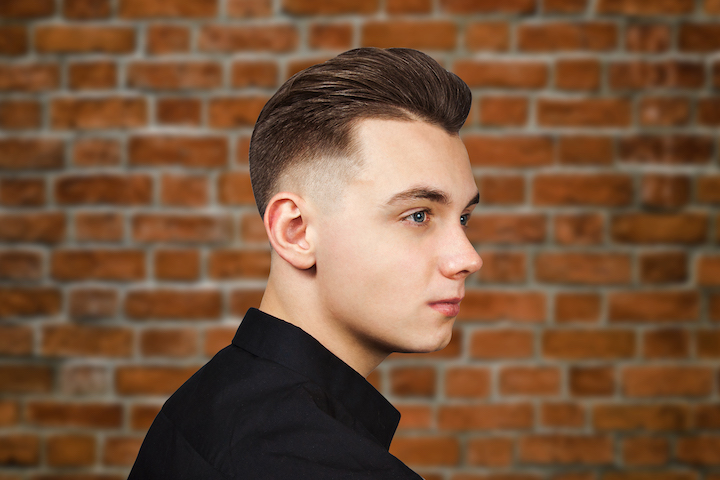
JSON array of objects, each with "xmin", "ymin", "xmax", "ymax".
[
  {"xmin": 460, "ymin": 213, "xmax": 470, "ymax": 227},
  {"xmin": 404, "ymin": 209, "xmax": 431, "ymax": 226}
]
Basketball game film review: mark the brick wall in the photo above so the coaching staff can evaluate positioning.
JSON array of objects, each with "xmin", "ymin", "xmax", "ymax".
[{"xmin": 1, "ymin": 0, "xmax": 719, "ymax": 478}]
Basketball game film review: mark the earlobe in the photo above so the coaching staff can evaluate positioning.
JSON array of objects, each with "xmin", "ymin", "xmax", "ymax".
[{"xmin": 263, "ymin": 192, "xmax": 316, "ymax": 270}]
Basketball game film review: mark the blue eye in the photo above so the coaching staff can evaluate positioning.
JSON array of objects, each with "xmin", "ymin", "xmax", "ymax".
[
  {"xmin": 412, "ymin": 211, "xmax": 427, "ymax": 223},
  {"xmin": 460, "ymin": 214, "xmax": 469, "ymax": 226}
]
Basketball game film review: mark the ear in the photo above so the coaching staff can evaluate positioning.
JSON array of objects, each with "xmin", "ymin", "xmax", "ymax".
[{"xmin": 263, "ymin": 191, "xmax": 316, "ymax": 270}]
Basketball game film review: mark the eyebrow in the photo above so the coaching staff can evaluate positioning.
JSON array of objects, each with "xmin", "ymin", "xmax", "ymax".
[{"xmin": 384, "ymin": 185, "xmax": 480, "ymax": 210}]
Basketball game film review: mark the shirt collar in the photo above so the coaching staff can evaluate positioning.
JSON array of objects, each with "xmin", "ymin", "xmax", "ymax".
[{"xmin": 231, "ymin": 307, "xmax": 400, "ymax": 450}]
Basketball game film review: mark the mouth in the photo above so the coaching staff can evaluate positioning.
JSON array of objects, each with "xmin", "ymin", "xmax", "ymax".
[{"xmin": 428, "ymin": 297, "xmax": 462, "ymax": 317}]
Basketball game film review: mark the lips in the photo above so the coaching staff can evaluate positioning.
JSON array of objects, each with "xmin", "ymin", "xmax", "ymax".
[{"xmin": 428, "ymin": 297, "xmax": 463, "ymax": 317}]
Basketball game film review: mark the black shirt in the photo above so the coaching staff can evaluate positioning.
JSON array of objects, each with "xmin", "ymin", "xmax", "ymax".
[{"xmin": 128, "ymin": 307, "xmax": 422, "ymax": 479}]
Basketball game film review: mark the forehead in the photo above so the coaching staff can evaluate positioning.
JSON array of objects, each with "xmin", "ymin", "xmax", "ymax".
[{"xmin": 349, "ymin": 118, "xmax": 476, "ymax": 205}]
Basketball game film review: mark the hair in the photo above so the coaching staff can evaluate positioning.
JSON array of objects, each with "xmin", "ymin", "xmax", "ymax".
[{"xmin": 248, "ymin": 47, "xmax": 472, "ymax": 220}]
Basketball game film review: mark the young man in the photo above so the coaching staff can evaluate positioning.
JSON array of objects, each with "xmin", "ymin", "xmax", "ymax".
[{"xmin": 128, "ymin": 47, "xmax": 482, "ymax": 479}]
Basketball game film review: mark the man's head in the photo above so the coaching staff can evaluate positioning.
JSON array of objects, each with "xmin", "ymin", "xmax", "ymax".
[
  {"xmin": 251, "ymin": 48, "xmax": 482, "ymax": 374},
  {"xmin": 249, "ymin": 47, "xmax": 472, "ymax": 220}
]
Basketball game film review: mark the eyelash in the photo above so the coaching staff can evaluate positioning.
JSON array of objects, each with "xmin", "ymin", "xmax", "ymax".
[{"xmin": 403, "ymin": 209, "xmax": 471, "ymax": 228}]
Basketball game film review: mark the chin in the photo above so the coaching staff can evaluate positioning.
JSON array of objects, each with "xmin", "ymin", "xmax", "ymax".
[{"xmin": 396, "ymin": 328, "xmax": 453, "ymax": 354}]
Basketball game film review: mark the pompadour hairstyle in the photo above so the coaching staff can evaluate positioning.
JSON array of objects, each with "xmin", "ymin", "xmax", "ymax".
[{"xmin": 249, "ymin": 47, "xmax": 472, "ymax": 220}]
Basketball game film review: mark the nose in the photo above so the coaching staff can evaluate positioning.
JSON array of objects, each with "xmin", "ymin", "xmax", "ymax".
[{"xmin": 439, "ymin": 227, "xmax": 482, "ymax": 279}]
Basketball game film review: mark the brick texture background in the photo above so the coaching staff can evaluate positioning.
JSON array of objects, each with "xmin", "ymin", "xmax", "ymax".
[{"xmin": 1, "ymin": 0, "xmax": 720, "ymax": 478}]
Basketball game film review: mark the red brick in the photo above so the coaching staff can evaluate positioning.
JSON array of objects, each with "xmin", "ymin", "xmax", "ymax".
[
  {"xmin": 209, "ymin": 96, "xmax": 268, "ymax": 128},
  {"xmin": 500, "ymin": 366, "xmax": 561, "ymax": 395},
  {"xmin": 228, "ymin": 0, "xmax": 272, "ymax": 16},
  {"xmin": 538, "ymin": 98, "xmax": 631, "ymax": 127},
  {"xmin": 535, "ymin": 253, "xmax": 631, "ymax": 285},
  {"xmin": 130, "ymin": 404, "xmax": 161, "ymax": 430},
  {"xmin": 0, "ymin": 100, "xmax": 41, "ymax": 129},
  {"xmin": 146, "ymin": 25, "xmax": 190, "ymax": 54},
  {"xmin": 619, "ymin": 135, "xmax": 712, "ymax": 164},
  {"xmin": 480, "ymin": 97, "xmax": 528, "ymax": 126},
  {"xmin": 441, "ymin": 0, "xmax": 535, "ymax": 12},
  {"xmin": 534, "ymin": 174, "xmax": 632, "ymax": 206},
  {"xmin": 68, "ymin": 61, "xmax": 116, "ymax": 90},
  {"xmin": 599, "ymin": 0, "xmax": 694, "ymax": 13},
  {"xmin": 199, "ymin": 24, "xmax": 298, "ymax": 52},
  {"xmin": 0, "ymin": 64, "xmax": 59, "ymax": 92},
  {"xmin": 559, "ymin": 136, "xmax": 613, "ymax": 165},
  {"xmin": 204, "ymin": 326, "xmax": 237, "ymax": 356},
  {"xmin": 51, "ymin": 250, "xmax": 144, "ymax": 281},
  {"xmin": 542, "ymin": 402, "xmax": 585, "ymax": 428},
  {"xmin": 698, "ymin": 255, "xmax": 720, "ymax": 286},
  {"xmin": 0, "ymin": 326, "xmax": 33, "ymax": 355},
  {"xmin": 284, "ymin": 0, "xmax": 377, "ymax": 14},
  {"xmin": 640, "ymin": 250, "xmax": 689, "ymax": 284},
  {"xmin": 69, "ymin": 288, "xmax": 117, "ymax": 320},
  {"xmin": 35, "ymin": 26, "xmax": 134, "ymax": 53},
  {"xmin": 160, "ymin": 174, "xmax": 207, "ymax": 207},
  {"xmin": 42, "ymin": 325, "xmax": 133, "ymax": 357},
  {"xmin": 47, "ymin": 435, "xmax": 95, "ymax": 467},
  {"xmin": 128, "ymin": 62, "xmax": 222, "ymax": 90},
  {"xmin": 676, "ymin": 436, "xmax": 720, "ymax": 465},
  {"xmin": 75, "ymin": 212, "xmax": 124, "ymax": 242},
  {"xmin": 0, "ymin": 287, "xmax": 61, "ymax": 317},
  {"xmin": 554, "ymin": 214, "xmax": 603, "ymax": 246},
  {"xmin": 390, "ymin": 436, "xmax": 459, "ymax": 466},
  {"xmin": 133, "ymin": 214, "xmax": 232, "ymax": 243},
  {"xmin": 466, "ymin": 214, "xmax": 546, "ymax": 244},
  {"xmin": 610, "ymin": 60, "xmax": 704, "ymax": 90},
  {"xmin": 570, "ymin": 366, "xmax": 615, "ymax": 396},
  {"xmin": 73, "ymin": 138, "xmax": 120, "ymax": 167},
  {"xmin": 0, "ymin": 435, "xmax": 39, "ymax": 466},
  {"xmin": 157, "ymin": 98, "xmax": 202, "ymax": 126},
  {"xmin": 0, "ymin": 251, "xmax": 42, "ymax": 281},
  {"xmin": 0, "ymin": 178, "xmax": 45, "ymax": 207},
  {"xmin": 155, "ymin": 249, "xmax": 200, "ymax": 281},
  {"xmin": 209, "ymin": 250, "xmax": 271, "ymax": 279},
  {"xmin": 307, "ymin": 24, "xmax": 352, "ymax": 51},
  {"xmin": 116, "ymin": 365, "xmax": 199, "ymax": 395},
  {"xmin": 623, "ymin": 436, "xmax": 669, "ymax": 466},
  {"xmin": 390, "ymin": 367, "xmax": 435, "ymax": 397},
  {"xmin": 604, "ymin": 472, "xmax": 695, "ymax": 480},
  {"xmin": 698, "ymin": 98, "xmax": 720, "ymax": 126},
  {"xmin": 231, "ymin": 61, "xmax": 277, "ymax": 88},
  {"xmin": 465, "ymin": 22, "xmax": 510, "ymax": 51},
  {"xmin": 141, "ymin": 328, "xmax": 197, "ymax": 357},
  {"xmin": 475, "ymin": 250, "xmax": 525, "ymax": 283},
  {"xmin": 641, "ymin": 174, "xmax": 690, "ymax": 208},
  {"xmin": 518, "ymin": 22, "xmax": 616, "ymax": 52},
  {"xmin": 395, "ymin": 405, "xmax": 431, "ymax": 430},
  {"xmin": 622, "ymin": 366, "xmax": 713, "ymax": 397},
  {"xmin": 0, "ymin": 26, "xmax": 28, "ymax": 55},
  {"xmin": 445, "ymin": 367, "xmax": 490, "ymax": 398},
  {"xmin": 698, "ymin": 176, "xmax": 720, "ymax": 203},
  {"xmin": 240, "ymin": 213, "xmax": 267, "ymax": 243},
  {"xmin": 63, "ymin": 0, "xmax": 110, "ymax": 18},
  {"xmin": 55, "ymin": 175, "xmax": 152, "ymax": 205},
  {"xmin": 543, "ymin": 330, "xmax": 635, "ymax": 359},
  {"xmin": 609, "ymin": 291, "xmax": 699, "ymax": 322},
  {"xmin": 218, "ymin": 174, "xmax": 253, "ymax": 205},
  {"xmin": 612, "ymin": 213, "xmax": 707, "ymax": 244},
  {"xmin": 103, "ymin": 436, "xmax": 143, "ymax": 466},
  {"xmin": 0, "ymin": 0, "xmax": 54, "ymax": 18},
  {"xmin": 543, "ymin": 0, "xmax": 587, "ymax": 12},
  {"xmin": 0, "ymin": 365, "xmax": 51, "ymax": 393},
  {"xmin": 27, "ymin": 402, "xmax": 122, "ymax": 427},
  {"xmin": 639, "ymin": 97, "xmax": 690, "ymax": 127},
  {"xmin": 119, "ymin": 0, "xmax": 217, "ymax": 17},
  {"xmin": 455, "ymin": 61, "xmax": 547, "ymax": 89},
  {"xmin": 478, "ymin": 176, "xmax": 525, "ymax": 207},
  {"xmin": 708, "ymin": 0, "xmax": 720, "ymax": 13},
  {"xmin": 594, "ymin": 404, "xmax": 692, "ymax": 431},
  {"xmin": 0, "ymin": 138, "xmax": 63, "ymax": 169},
  {"xmin": 556, "ymin": 58, "xmax": 601, "ymax": 90},
  {"xmin": 229, "ymin": 290, "xmax": 265, "ymax": 317},
  {"xmin": 643, "ymin": 328, "xmax": 690, "ymax": 359},
  {"xmin": 519, "ymin": 435, "xmax": 613, "ymax": 464},
  {"xmin": 460, "ymin": 291, "xmax": 546, "ymax": 322},
  {"xmin": 362, "ymin": 21, "xmax": 455, "ymax": 49},
  {"xmin": 439, "ymin": 404, "xmax": 533, "ymax": 430},
  {"xmin": 51, "ymin": 97, "xmax": 147, "ymax": 130},
  {"xmin": 467, "ymin": 437, "xmax": 514, "ymax": 466},
  {"xmin": 626, "ymin": 23, "xmax": 671, "ymax": 52},
  {"xmin": 679, "ymin": 23, "xmax": 720, "ymax": 52},
  {"xmin": 471, "ymin": 329, "xmax": 534, "ymax": 359},
  {"xmin": 464, "ymin": 136, "xmax": 553, "ymax": 167},
  {"xmin": 555, "ymin": 293, "xmax": 600, "ymax": 323},
  {"xmin": 125, "ymin": 289, "xmax": 222, "ymax": 320},
  {"xmin": 696, "ymin": 404, "xmax": 720, "ymax": 428},
  {"xmin": 129, "ymin": 136, "xmax": 227, "ymax": 167},
  {"xmin": 697, "ymin": 330, "xmax": 720, "ymax": 358},
  {"xmin": 59, "ymin": 364, "xmax": 108, "ymax": 396},
  {"xmin": 0, "ymin": 401, "xmax": 19, "ymax": 426}
]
